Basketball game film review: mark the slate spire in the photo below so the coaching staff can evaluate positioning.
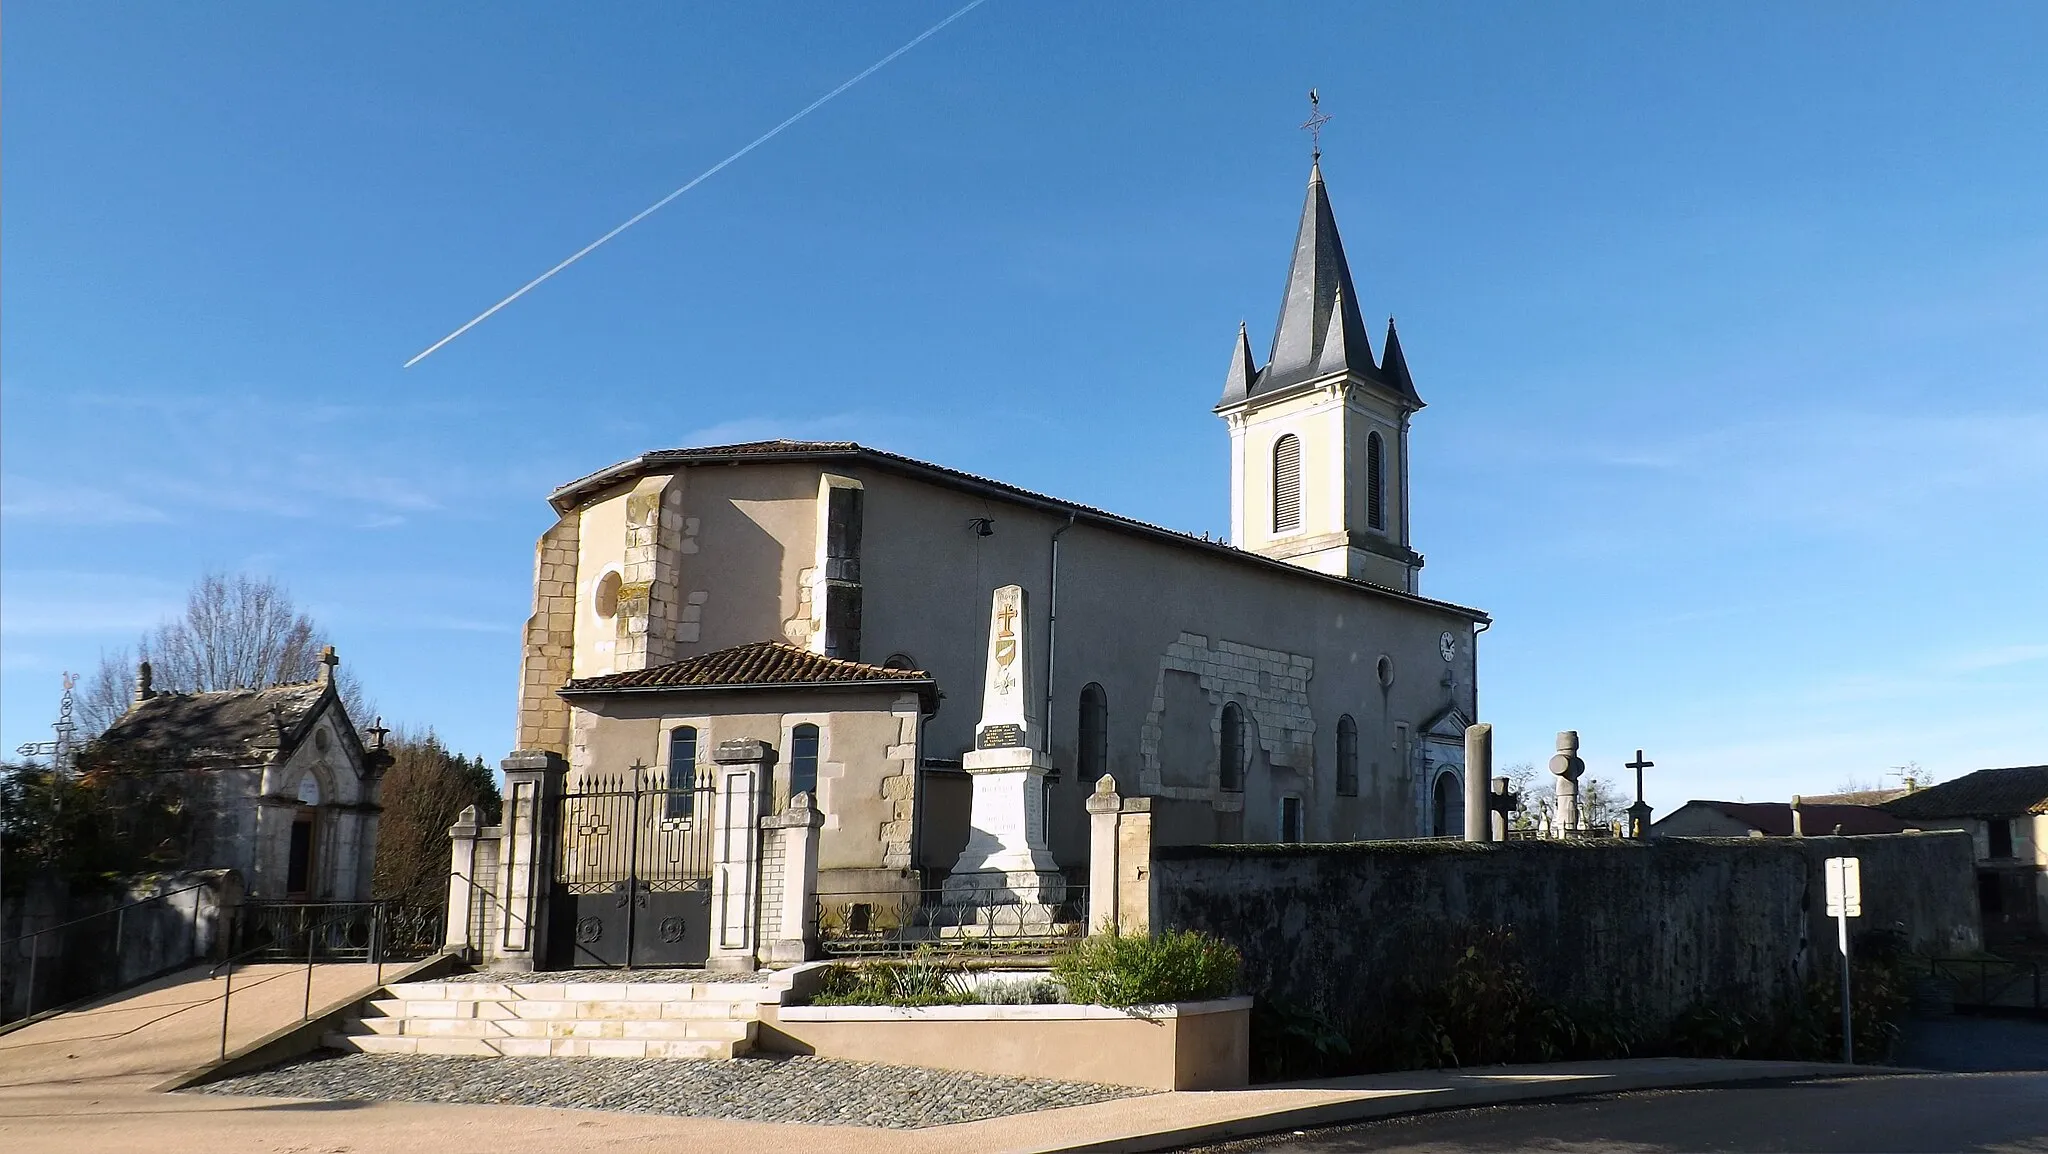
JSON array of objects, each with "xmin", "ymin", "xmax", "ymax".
[
  {"xmin": 1379, "ymin": 315, "xmax": 1421, "ymax": 406},
  {"xmin": 1262, "ymin": 161, "xmax": 1374, "ymax": 394},
  {"xmin": 1220, "ymin": 320, "xmax": 1257, "ymax": 406}
]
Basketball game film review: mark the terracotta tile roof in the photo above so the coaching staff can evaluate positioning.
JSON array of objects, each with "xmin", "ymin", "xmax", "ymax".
[
  {"xmin": 558, "ymin": 641, "xmax": 934, "ymax": 698},
  {"xmin": 1884, "ymin": 766, "xmax": 2048, "ymax": 820},
  {"xmin": 543, "ymin": 440, "xmax": 1490, "ymax": 624}
]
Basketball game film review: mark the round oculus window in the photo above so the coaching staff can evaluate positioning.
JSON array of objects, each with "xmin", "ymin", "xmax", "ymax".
[
  {"xmin": 1376, "ymin": 654, "xmax": 1395, "ymax": 689},
  {"xmin": 594, "ymin": 571, "xmax": 623, "ymax": 620}
]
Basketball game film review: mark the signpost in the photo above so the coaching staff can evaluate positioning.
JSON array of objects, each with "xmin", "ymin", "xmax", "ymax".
[{"xmin": 1824, "ymin": 856, "xmax": 1862, "ymax": 1064}]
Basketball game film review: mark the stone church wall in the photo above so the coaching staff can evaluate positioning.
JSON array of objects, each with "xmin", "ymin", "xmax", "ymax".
[{"xmin": 1152, "ymin": 832, "xmax": 1980, "ymax": 1036}]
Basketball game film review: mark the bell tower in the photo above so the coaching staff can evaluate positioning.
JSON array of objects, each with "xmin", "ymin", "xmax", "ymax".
[{"xmin": 1216, "ymin": 159, "xmax": 1425, "ymax": 594}]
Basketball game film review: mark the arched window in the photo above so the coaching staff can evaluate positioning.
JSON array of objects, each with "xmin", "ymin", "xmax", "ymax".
[
  {"xmin": 1220, "ymin": 702, "xmax": 1245, "ymax": 792},
  {"xmin": 1078, "ymin": 683, "xmax": 1108, "ymax": 781},
  {"xmin": 1336, "ymin": 715, "xmax": 1359, "ymax": 797},
  {"xmin": 1272, "ymin": 435, "xmax": 1302, "ymax": 534},
  {"xmin": 1367, "ymin": 431, "xmax": 1386, "ymax": 532},
  {"xmin": 790, "ymin": 723, "xmax": 821, "ymax": 802},
  {"xmin": 665, "ymin": 726, "xmax": 698, "ymax": 819}
]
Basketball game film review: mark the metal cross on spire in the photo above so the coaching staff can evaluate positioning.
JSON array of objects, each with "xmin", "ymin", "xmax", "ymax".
[{"xmin": 1301, "ymin": 88, "xmax": 1331, "ymax": 163}]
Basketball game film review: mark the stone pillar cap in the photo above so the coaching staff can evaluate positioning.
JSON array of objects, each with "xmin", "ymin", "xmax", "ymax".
[
  {"xmin": 501, "ymin": 749, "xmax": 567, "ymax": 774},
  {"xmin": 1085, "ymin": 775, "xmax": 1122, "ymax": 814},
  {"xmin": 713, "ymin": 738, "xmax": 775, "ymax": 765}
]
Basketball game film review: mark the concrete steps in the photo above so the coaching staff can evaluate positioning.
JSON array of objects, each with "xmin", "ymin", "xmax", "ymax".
[{"xmin": 323, "ymin": 978, "xmax": 773, "ymax": 1060}]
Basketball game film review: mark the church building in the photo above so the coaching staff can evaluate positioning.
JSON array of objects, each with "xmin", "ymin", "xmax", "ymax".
[{"xmin": 514, "ymin": 160, "xmax": 1490, "ymax": 897}]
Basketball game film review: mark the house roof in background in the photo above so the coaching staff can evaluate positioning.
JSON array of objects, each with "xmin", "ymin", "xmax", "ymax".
[
  {"xmin": 1883, "ymin": 766, "xmax": 2048, "ymax": 820},
  {"xmin": 1663, "ymin": 799, "xmax": 1912, "ymax": 836},
  {"xmin": 1798, "ymin": 788, "xmax": 1911, "ymax": 806}
]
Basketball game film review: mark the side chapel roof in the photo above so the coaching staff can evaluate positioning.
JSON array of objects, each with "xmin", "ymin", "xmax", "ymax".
[
  {"xmin": 548, "ymin": 441, "xmax": 1489, "ymax": 624},
  {"xmin": 559, "ymin": 641, "xmax": 937, "ymax": 710},
  {"xmin": 89, "ymin": 680, "xmax": 332, "ymax": 766}
]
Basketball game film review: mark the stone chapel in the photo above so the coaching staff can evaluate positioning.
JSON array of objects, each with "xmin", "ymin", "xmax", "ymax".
[{"xmin": 513, "ymin": 159, "xmax": 1490, "ymax": 899}]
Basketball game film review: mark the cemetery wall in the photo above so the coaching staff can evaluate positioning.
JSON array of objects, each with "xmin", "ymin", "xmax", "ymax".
[{"xmin": 1151, "ymin": 832, "xmax": 1979, "ymax": 1033}]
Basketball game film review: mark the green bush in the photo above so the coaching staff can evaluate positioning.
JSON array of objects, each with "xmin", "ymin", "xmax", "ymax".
[{"xmin": 1053, "ymin": 929, "xmax": 1242, "ymax": 1007}]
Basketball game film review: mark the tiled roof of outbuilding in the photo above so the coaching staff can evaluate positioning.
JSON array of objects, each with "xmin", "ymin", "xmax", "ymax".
[
  {"xmin": 1883, "ymin": 766, "xmax": 2048, "ymax": 820},
  {"xmin": 558, "ymin": 641, "xmax": 933, "ymax": 697},
  {"xmin": 88, "ymin": 680, "xmax": 331, "ymax": 765}
]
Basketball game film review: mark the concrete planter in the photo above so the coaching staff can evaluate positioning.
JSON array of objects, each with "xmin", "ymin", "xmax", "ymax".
[{"xmin": 756, "ymin": 996, "xmax": 1252, "ymax": 1090}]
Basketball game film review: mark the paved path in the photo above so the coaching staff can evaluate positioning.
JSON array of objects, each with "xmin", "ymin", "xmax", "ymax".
[
  {"xmin": 0, "ymin": 967, "xmax": 1898, "ymax": 1154},
  {"xmin": 0, "ymin": 961, "xmax": 401, "ymax": 1091},
  {"xmin": 1184, "ymin": 1072, "xmax": 2048, "ymax": 1153},
  {"xmin": 197, "ymin": 1050, "xmax": 1149, "ymax": 1128}
]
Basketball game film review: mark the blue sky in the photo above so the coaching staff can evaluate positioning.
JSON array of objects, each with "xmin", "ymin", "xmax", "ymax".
[{"xmin": 4, "ymin": 2, "xmax": 2044, "ymax": 813}]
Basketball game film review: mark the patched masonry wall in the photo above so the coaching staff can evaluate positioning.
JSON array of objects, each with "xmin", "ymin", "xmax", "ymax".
[
  {"xmin": 1153, "ymin": 832, "xmax": 1981, "ymax": 1035},
  {"xmin": 1140, "ymin": 632, "xmax": 1315, "ymax": 797}
]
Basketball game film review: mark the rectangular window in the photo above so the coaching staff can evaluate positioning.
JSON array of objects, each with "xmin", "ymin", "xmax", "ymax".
[
  {"xmin": 1988, "ymin": 818, "xmax": 2014, "ymax": 860},
  {"xmin": 1280, "ymin": 795, "xmax": 1304, "ymax": 844},
  {"xmin": 665, "ymin": 727, "xmax": 698, "ymax": 820}
]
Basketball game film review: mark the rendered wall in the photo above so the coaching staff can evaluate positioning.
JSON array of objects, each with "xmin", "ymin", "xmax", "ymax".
[{"xmin": 1153, "ymin": 832, "xmax": 1981, "ymax": 1034}]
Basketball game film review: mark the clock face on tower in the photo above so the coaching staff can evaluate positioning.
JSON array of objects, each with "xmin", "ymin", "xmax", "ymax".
[{"xmin": 1439, "ymin": 631, "xmax": 1457, "ymax": 662}]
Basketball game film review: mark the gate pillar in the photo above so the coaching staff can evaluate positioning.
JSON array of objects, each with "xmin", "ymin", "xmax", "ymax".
[
  {"xmin": 708, "ymin": 739, "xmax": 772, "ymax": 972},
  {"xmin": 496, "ymin": 749, "xmax": 567, "ymax": 972}
]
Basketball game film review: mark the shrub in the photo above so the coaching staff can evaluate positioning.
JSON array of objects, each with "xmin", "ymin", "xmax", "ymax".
[
  {"xmin": 806, "ymin": 949, "xmax": 973, "ymax": 1007},
  {"xmin": 974, "ymin": 977, "xmax": 1065, "ymax": 1005},
  {"xmin": 1053, "ymin": 929, "xmax": 1242, "ymax": 1007}
]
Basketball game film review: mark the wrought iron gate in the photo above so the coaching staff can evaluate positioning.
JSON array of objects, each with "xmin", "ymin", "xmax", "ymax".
[{"xmin": 549, "ymin": 769, "xmax": 718, "ymax": 968}]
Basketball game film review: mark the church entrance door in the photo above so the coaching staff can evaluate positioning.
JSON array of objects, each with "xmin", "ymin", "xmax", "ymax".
[{"xmin": 549, "ymin": 771, "xmax": 718, "ymax": 968}]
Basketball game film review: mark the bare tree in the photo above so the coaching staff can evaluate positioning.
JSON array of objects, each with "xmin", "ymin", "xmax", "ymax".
[
  {"xmin": 80, "ymin": 573, "xmax": 371, "ymax": 735},
  {"xmin": 371, "ymin": 730, "xmax": 501, "ymax": 909},
  {"xmin": 76, "ymin": 648, "xmax": 138, "ymax": 738}
]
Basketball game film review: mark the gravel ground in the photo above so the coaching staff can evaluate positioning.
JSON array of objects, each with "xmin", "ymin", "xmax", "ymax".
[
  {"xmin": 192, "ymin": 1050, "xmax": 1152, "ymax": 1128},
  {"xmin": 440, "ymin": 969, "xmax": 772, "ymax": 984}
]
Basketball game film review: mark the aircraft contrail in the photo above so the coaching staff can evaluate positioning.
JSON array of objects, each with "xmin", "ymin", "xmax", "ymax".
[{"xmin": 405, "ymin": 0, "xmax": 991, "ymax": 368}]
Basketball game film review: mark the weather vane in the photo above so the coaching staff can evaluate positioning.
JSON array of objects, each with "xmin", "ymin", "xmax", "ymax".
[{"xmin": 1301, "ymin": 88, "xmax": 1331, "ymax": 163}]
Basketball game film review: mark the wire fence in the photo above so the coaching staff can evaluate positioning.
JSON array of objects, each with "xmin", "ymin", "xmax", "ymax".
[
  {"xmin": 1915, "ymin": 957, "xmax": 2046, "ymax": 1013},
  {"xmin": 816, "ymin": 876, "xmax": 1086, "ymax": 957}
]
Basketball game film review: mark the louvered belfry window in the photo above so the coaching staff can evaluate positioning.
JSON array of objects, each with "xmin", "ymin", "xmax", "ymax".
[
  {"xmin": 1272, "ymin": 435, "xmax": 1303, "ymax": 534},
  {"xmin": 1367, "ymin": 431, "xmax": 1386, "ymax": 531}
]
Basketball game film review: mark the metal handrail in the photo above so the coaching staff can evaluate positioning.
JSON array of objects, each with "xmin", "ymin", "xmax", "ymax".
[
  {"xmin": 5, "ymin": 881, "xmax": 214, "ymax": 1021},
  {"xmin": 0, "ymin": 881, "xmax": 210, "ymax": 947},
  {"xmin": 209, "ymin": 901, "xmax": 434, "ymax": 1060}
]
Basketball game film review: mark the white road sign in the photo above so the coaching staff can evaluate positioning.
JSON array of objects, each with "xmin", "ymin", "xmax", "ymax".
[{"xmin": 1825, "ymin": 856, "xmax": 1862, "ymax": 918}]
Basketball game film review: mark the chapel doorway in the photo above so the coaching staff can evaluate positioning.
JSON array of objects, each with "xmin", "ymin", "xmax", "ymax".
[{"xmin": 286, "ymin": 811, "xmax": 316, "ymax": 897}]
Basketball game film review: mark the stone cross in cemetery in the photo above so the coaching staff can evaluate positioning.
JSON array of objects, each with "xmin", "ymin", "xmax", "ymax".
[
  {"xmin": 1548, "ymin": 730, "xmax": 1587, "ymax": 835},
  {"xmin": 1625, "ymin": 748, "xmax": 1656, "ymax": 838},
  {"xmin": 944, "ymin": 584, "xmax": 1065, "ymax": 906}
]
